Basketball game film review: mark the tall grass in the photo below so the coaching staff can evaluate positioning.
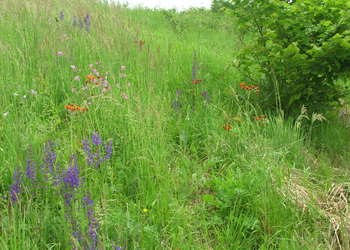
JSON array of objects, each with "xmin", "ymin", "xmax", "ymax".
[{"xmin": 1, "ymin": 0, "xmax": 350, "ymax": 249}]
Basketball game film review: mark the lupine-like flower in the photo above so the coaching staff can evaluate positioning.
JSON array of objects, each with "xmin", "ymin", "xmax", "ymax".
[
  {"xmin": 92, "ymin": 132, "xmax": 102, "ymax": 146},
  {"xmin": 43, "ymin": 141, "xmax": 56, "ymax": 173},
  {"xmin": 83, "ymin": 196, "xmax": 99, "ymax": 249},
  {"xmin": 171, "ymin": 100, "xmax": 182, "ymax": 111},
  {"xmin": 84, "ymin": 14, "xmax": 91, "ymax": 32},
  {"xmin": 63, "ymin": 155, "xmax": 80, "ymax": 189},
  {"xmin": 25, "ymin": 158, "xmax": 35, "ymax": 183},
  {"xmin": 104, "ymin": 140, "xmax": 113, "ymax": 160},
  {"xmin": 10, "ymin": 169, "xmax": 22, "ymax": 202}
]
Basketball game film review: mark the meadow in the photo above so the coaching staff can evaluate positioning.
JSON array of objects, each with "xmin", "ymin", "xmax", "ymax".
[{"xmin": 1, "ymin": 0, "xmax": 350, "ymax": 249}]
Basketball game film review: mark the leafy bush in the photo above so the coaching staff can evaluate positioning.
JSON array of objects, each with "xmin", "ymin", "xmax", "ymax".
[{"xmin": 227, "ymin": 0, "xmax": 350, "ymax": 116}]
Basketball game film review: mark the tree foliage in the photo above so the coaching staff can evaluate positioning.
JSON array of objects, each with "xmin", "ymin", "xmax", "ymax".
[{"xmin": 225, "ymin": 0, "xmax": 350, "ymax": 116}]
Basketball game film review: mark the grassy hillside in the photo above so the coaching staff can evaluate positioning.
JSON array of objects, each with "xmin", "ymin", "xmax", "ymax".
[{"xmin": 1, "ymin": 0, "xmax": 350, "ymax": 249}]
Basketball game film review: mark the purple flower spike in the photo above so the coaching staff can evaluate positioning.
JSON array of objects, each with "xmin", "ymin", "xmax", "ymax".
[
  {"xmin": 83, "ymin": 196, "xmax": 94, "ymax": 207},
  {"xmin": 79, "ymin": 19, "xmax": 84, "ymax": 29},
  {"xmin": 25, "ymin": 159, "xmax": 35, "ymax": 183},
  {"xmin": 10, "ymin": 170, "xmax": 22, "ymax": 202},
  {"xmin": 104, "ymin": 140, "xmax": 113, "ymax": 160},
  {"xmin": 84, "ymin": 14, "xmax": 91, "ymax": 32},
  {"xmin": 63, "ymin": 155, "xmax": 80, "ymax": 189},
  {"xmin": 91, "ymin": 132, "xmax": 102, "ymax": 146}
]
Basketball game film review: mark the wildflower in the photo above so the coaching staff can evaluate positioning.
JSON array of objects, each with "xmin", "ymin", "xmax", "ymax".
[
  {"xmin": 22, "ymin": 95, "xmax": 27, "ymax": 99},
  {"xmin": 120, "ymin": 65, "xmax": 126, "ymax": 71},
  {"xmin": 57, "ymin": 51, "xmax": 64, "ymax": 56},
  {"xmin": 64, "ymin": 104, "xmax": 88, "ymax": 111},
  {"xmin": 86, "ymin": 74, "xmax": 97, "ymax": 82},
  {"xmin": 121, "ymin": 93, "xmax": 129, "ymax": 100},
  {"xmin": 239, "ymin": 82, "xmax": 259, "ymax": 93},
  {"xmin": 25, "ymin": 158, "xmax": 35, "ymax": 183},
  {"xmin": 84, "ymin": 14, "xmax": 91, "ymax": 32},
  {"xmin": 74, "ymin": 76, "xmax": 80, "ymax": 81},
  {"xmin": 223, "ymin": 124, "xmax": 232, "ymax": 131},
  {"xmin": 143, "ymin": 208, "xmax": 149, "ymax": 213},
  {"xmin": 63, "ymin": 155, "xmax": 80, "ymax": 189},
  {"xmin": 127, "ymin": 82, "xmax": 132, "ymax": 87},
  {"xmin": 79, "ymin": 20, "xmax": 84, "ymax": 29},
  {"xmin": 254, "ymin": 115, "xmax": 267, "ymax": 121},
  {"xmin": 10, "ymin": 169, "xmax": 22, "ymax": 202},
  {"xmin": 30, "ymin": 89, "xmax": 37, "ymax": 95},
  {"xmin": 192, "ymin": 79, "xmax": 203, "ymax": 85},
  {"xmin": 43, "ymin": 141, "xmax": 56, "ymax": 173},
  {"xmin": 88, "ymin": 64, "xmax": 94, "ymax": 68},
  {"xmin": 13, "ymin": 92, "xmax": 19, "ymax": 96},
  {"xmin": 104, "ymin": 140, "xmax": 113, "ymax": 159},
  {"xmin": 92, "ymin": 132, "xmax": 102, "ymax": 146},
  {"xmin": 70, "ymin": 65, "xmax": 78, "ymax": 71},
  {"xmin": 3, "ymin": 112, "xmax": 9, "ymax": 118}
]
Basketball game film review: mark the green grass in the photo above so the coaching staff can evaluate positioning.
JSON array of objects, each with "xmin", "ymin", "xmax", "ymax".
[{"xmin": 1, "ymin": 0, "xmax": 350, "ymax": 249}]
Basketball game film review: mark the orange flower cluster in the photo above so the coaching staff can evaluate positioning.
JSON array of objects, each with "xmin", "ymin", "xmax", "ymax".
[
  {"xmin": 192, "ymin": 79, "xmax": 203, "ymax": 85},
  {"xmin": 64, "ymin": 104, "xmax": 88, "ymax": 111},
  {"xmin": 254, "ymin": 115, "xmax": 267, "ymax": 121},
  {"xmin": 239, "ymin": 82, "xmax": 260, "ymax": 93},
  {"xmin": 86, "ymin": 74, "xmax": 97, "ymax": 82},
  {"xmin": 134, "ymin": 40, "xmax": 145, "ymax": 46},
  {"xmin": 223, "ymin": 124, "xmax": 232, "ymax": 131}
]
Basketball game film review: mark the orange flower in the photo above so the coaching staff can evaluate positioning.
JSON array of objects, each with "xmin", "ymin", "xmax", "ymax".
[
  {"xmin": 64, "ymin": 104, "xmax": 88, "ymax": 111},
  {"xmin": 85, "ymin": 74, "xmax": 97, "ymax": 82},
  {"xmin": 254, "ymin": 115, "xmax": 266, "ymax": 121},
  {"xmin": 239, "ymin": 82, "xmax": 260, "ymax": 92},
  {"xmin": 192, "ymin": 79, "xmax": 203, "ymax": 85},
  {"xmin": 223, "ymin": 124, "xmax": 232, "ymax": 131}
]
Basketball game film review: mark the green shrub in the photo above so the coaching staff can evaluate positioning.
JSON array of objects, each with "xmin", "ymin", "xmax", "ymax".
[{"xmin": 227, "ymin": 0, "xmax": 350, "ymax": 116}]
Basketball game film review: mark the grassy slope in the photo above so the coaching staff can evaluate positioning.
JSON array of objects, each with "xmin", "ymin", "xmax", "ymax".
[{"xmin": 1, "ymin": 0, "xmax": 350, "ymax": 249}]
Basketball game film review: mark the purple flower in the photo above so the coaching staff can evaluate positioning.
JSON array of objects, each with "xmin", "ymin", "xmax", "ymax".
[
  {"xmin": 104, "ymin": 140, "xmax": 113, "ymax": 160},
  {"xmin": 172, "ymin": 100, "xmax": 182, "ymax": 111},
  {"xmin": 87, "ymin": 206, "xmax": 99, "ymax": 249},
  {"xmin": 44, "ymin": 141, "xmax": 56, "ymax": 173},
  {"xmin": 10, "ymin": 169, "xmax": 22, "ymax": 202},
  {"xmin": 82, "ymin": 139, "xmax": 93, "ymax": 166},
  {"xmin": 79, "ymin": 20, "xmax": 84, "ymax": 29},
  {"xmin": 25, "ymin": 159, "xmax": 35, "ymax": 183},
  {"xmin": 63, "ymin": 155, "xmax": 80, "ymax": 189},
  {"xmin": 83, "ymin": 196, "xmax": 94, "ymax": 207},
  {"xmin": 84, "ymin": 14, "xmax": 91, "ymax": 32},
  {"xmin": 91, "ymin": 132, "xmax": 102, "ymax": 146}
]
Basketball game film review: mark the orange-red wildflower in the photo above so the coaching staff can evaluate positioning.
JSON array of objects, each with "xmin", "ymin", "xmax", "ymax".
[
  {"xmin": 86, "ymin": 74, "xmax": 97, "ymax": 82},
  {"xmin": 64, "ymin": 104, "xmax": 88, "ymax": 111},
  {"xmin": 254, "ymin": 115, "xmax": 267, "ymax": 121},
  {"xmin": 192, "ymin": 79, "xmax": 203, "ymax": 85},
  {"xmin": 239, "ymin": 82, "xmax": 260, "ymax": 93},
  {"xmin": 223, "ymin": 124, "xmax": 232, "ymax": 131}
]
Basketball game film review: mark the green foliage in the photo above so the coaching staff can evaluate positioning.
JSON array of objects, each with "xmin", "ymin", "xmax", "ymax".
[{"xmin": 228, "ymin": 0, "xmax": 350, "ymax": 116}]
